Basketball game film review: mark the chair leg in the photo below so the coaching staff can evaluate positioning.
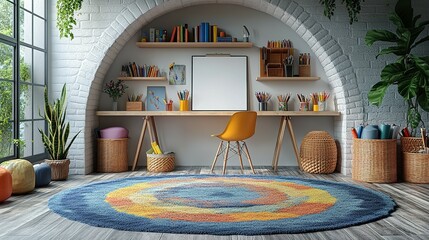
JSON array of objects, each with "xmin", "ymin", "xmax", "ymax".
[
  {"xmin": 222, "ymin": 141, "xmax": 230, "ymax": 175},
  {"xmin": 211, "ymin": 141, "xmax": 223, "ymax": 172},
  {"xmin": 242, "ymin": 141, "xmax": 255, "ymax": 174},
  {"xmin": 236, "ymin": 141, "xmax": 244, "ymax": 171}
]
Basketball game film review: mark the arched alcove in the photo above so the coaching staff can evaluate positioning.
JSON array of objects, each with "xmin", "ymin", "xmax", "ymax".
[{"xmin": 68, "ymin": 0, "xmax": 363, "ymax": 175}]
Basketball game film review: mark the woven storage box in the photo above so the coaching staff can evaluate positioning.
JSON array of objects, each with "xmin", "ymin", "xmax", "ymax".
[
  {"xmin": 403, "ymin": 152, "xmax": 429, "ymax": 183},
  {"xmin": 97, "ymin": 138, "xmax": 128, "ymax": 172},
  {"xmin": 352, "ymin": 139, "xmax": 397, "ymax": 183},
  {"xmin": 401, "ymin": 137, "xmax": 424, "ymax": 153},
  {"xmin": 299, "ymin": 131, "xmax": 337, "ymax": 173},
  {"xmin": 147, "ymin": 151, "xmax": 175, "ymax": 172}
]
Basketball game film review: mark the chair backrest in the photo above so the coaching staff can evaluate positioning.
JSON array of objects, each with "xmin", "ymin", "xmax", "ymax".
[{"xmin": 218, "ymin": 111, "xmax": 257, "ymax": 141}]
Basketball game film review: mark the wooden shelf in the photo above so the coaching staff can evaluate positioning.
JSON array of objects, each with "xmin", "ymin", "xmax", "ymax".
[
  {"xmin": 256, "ymin": 76, "xmax": 320, "ymax": 81},
  {"xmin": 96, "ymin": 111, "xmax": 340, "ymax": 117},
  {"xmin": 135, "ymin": 42, "xmax": 253, "ymax": 48},
  {"xmin": 117, "ymin": 77, "xmax": 167, "ymax": 81}
]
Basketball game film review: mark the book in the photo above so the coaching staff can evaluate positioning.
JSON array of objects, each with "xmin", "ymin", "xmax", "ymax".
[
  {"xmin": 177, "ymin": 26, "xmax": 180, "ymax": 42},
  {"xmin": 217, "ymin": 37, "xmax": 233, "ymax": 42},
  {"xmin": 199, "ymin": 23, "xmax": 204, "ymax": 42},
  {"xmin": 204, "ymin": 22, "xmax": 209, "ymax": 42},
  {"xmin": 170, "ymin": 26, "xmax": 177, "ymax": 42},
  {"xmin": 149, "ymin": 28, "xmax": 155, "ymax": 42},
  {"xmin": 212, "ymin": 25, "xmax": 218, "ymax": 42},
  {"xmin": 194, "ymin": 26, "xmax": 198, "ymax": 42}
]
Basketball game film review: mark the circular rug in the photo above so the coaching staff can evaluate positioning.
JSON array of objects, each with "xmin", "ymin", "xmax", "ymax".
[{"xmin": 48, "ymin": 175, "xmax": 396, "ymax": 235}]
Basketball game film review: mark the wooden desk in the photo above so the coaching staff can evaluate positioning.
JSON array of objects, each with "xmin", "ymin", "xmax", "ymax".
[{"xmin": 96, "ymin": 111, "xmax": 340, "ymax": 171}]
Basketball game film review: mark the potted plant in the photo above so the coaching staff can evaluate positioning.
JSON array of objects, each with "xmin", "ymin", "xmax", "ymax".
[
  {"xmin": 365, "ymin": 0, "xmax": 429, "ymax": 140},
  {"xmin": 39, "ymin": 84, "xmax": 80, "ymax": 180}
]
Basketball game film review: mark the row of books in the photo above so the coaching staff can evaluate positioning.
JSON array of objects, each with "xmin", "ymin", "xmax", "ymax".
[
  {"xmin": 121, "ymin": 63, "xmax": 160, "ymax": 77},
  {"xmin": 267, "ymin": 39, "xmax": 293, "ymax": 48},
  {"xmin": 170, "ymin": 23, "xmax": 223, "ymax": 42}
]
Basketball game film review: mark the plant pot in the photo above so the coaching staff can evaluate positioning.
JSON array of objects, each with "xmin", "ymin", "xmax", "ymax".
[
  {"xmin": 45, "ymin": 159, "xmax": 70, "ymax": 181},
  {"xmin": 403, "ymin": 152, "xmax": 429, "ymax": 183},
  {"xmin": 401, "ymin": 137, "xmax": 425, "ymax": 153}
]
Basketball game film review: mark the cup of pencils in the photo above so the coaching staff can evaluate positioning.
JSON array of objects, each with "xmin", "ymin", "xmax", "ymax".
[
  {"xmin": 297, "ymin": 94, "xmax": 309, "ymax": 111},
  {"xmin": 255, "ymin": 91, "xmax": 271, "ymax": 111},
  {"xmin": 178, "ymin": 90, "xmax": 189, "ymax": 111},
  {"xmin": 315, "ymin": 91, "xmax": 330, "ymax": 111},
  {"xmin": 164, "ymin": 99, "xmax": 173, "ymax": 111},
  {"xmin": 277, "ymin": 93, "xmax": 291, "ymax": 111}
]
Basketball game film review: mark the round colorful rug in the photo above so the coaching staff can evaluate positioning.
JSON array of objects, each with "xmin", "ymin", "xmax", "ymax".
[{"xmin": 48, "ymin": 175, "xmax": 396, "ymax": 235}]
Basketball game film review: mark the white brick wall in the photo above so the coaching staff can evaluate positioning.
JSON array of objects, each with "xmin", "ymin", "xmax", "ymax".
[{"xmin": 49, "ymin": 0, "xmax": 429, "ymax": 175}]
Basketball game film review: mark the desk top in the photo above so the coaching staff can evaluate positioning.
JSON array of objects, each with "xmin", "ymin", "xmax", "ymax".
[{"xmin": 96, "ymin": 111, "xmax": 341, "ymax": 117}]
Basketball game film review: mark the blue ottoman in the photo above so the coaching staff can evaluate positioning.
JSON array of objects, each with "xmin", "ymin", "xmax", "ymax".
[{"xmin": 34, "ymin": 163, "xmax": 51, "ymax": 187}]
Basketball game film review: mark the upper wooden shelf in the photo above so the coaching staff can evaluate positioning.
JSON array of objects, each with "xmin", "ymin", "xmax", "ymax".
[
  {"xmin": 256, "ymin": 76, "xmax": 320, "ymax": 81},
  {"xmin": 117, "ymin": 77, "xmax": 167, "ymax": 81},
  {"xmin": 135, "ymin": 42, "xmax": 253, "ymax": 48},
  {"xmin": 96, "ymin": 111, "xmax": 340, "ymax": 117}
]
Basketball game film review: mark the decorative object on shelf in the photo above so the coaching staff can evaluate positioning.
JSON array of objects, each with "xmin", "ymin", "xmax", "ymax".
[
  {"xmin": 39, "ymin": 84, "xmax": 80, "ymax": 180},
  {"xmin": 164, "ymin": 99, "xmax": 173, "ymax": 111},
  {"xmin": 277, "ymin": 93, "xmax": 291, "ymax": 111},
  {"xmin": 103, "ymin": 80, "xmax": 128, "ymax": 110},
  {"xmin": 255, "ymin": 92, "xmax": 271, "ymax": 111},
  {"xmin": 297, "ymin": 94, "xmax": 310, "ymax": 111},
  {"xmin": 352, "ymin": 139, "xmax": 397, "ymax": 183},
  {"xmin": 299, "ymin": 131, "xmax": 337, "ymax": 174},
  {"xmin": 242, "ymin": 25, "xmax": 250, "ymax": 42},
  {"xmin": 298, "ymin": 53, "xmax": 311, "ymax": 77},
  {"xmin": 169, "ymin": 62, "xmax": 186, "ymax": 85},
  {"xmin": 260, "ymin": 46, "xmax": 294, "ymax": 78},
  {"xmin": 177, "ymin": 89, "xmax": 190, "ymax": 111},
  {"xmin": 365, "ymin": 0, "xmax": 429, "ymax": 137},
  {"xmin": 310, "ymin": 91, "xmax": 330, "ymax": 111},
  {"xmin": 126, "ymin": 94, "xmax": 143, "ymax": 111},
  {"xmin": 147, "ymin": 86, "xmax": 166, "ymax": 111},
  {"xmin": 0, "ymin": 159, "xmax": 35, "ymax": 194}
]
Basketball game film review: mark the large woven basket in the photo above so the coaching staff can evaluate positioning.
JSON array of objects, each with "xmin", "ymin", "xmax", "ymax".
[
  {"xmin": 403, "ymin": 152, "xmax": 429, "ymax": 183},
  {"xmin": 147, "ymin": 153, "xmax": 175, "ymax": 172},
  {"xmin": 299, "ymin": 131, "xmax": 337, "ymax": 174},
  {"xmin": 45, "ymin": 159, "xmax": 70, "ymax": 181},
  {"xmin": 401, "ymin": 137, "xmax": 424, "ymax": 153},
  {"xmin": 352, "ymin": 139, "xmax": 397, "ymax": 183},
  {"xmin": 97, "ymin": 138, "xmax": 128, "ymax": 172}
]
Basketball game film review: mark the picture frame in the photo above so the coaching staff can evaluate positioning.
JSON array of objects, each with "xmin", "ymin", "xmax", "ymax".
[{"xmin": 146, "ymin": 86, "xmax": 166, "ymax": 111}]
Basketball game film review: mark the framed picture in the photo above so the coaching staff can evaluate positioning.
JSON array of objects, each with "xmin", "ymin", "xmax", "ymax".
[
  {"xmin": 169, "ymin": 64, "xmax": 186, "ymax": 85},
  {"xmin": 146, "ymin": 86, "xmax": 166, "ymax": 111}
]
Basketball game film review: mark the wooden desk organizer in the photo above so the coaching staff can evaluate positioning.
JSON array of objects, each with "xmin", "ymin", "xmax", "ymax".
[
  {"xmin": 299, "ymin": 65, "xmax": 311, "ymax": 77},
  {"xmin": 126, "ymin": 101, "xmax": 143, "ymax": 111}
]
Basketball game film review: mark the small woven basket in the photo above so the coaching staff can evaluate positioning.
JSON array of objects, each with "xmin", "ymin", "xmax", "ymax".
[
  {"xmin": 401, "ymin": 137, "xmax": 424, "ymax": 153},
  {"xmin": 45, "ymin": 159, "xmax": 70, "ymax": 181},
  {"xmin": 299, "ymin": 131, "xmax": 337, "ymax": 174},
  {"xmin": 403, "ymin": 152, "xmax": 429, "ymax": 183},
  {"xmin": 352, "ymin": 139, "xmax": 397, "ymax": 183},
  {"xmin": 147, "ymin": 152, "xmax": 175, "ymax": 172},
  {"xmin": 97, "ymin": 138, "xmax": 128, "ymax": 173}
]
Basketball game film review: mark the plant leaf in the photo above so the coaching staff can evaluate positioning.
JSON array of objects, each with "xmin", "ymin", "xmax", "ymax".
[
  {"xmin": 417, "ymin": 84, "xmax": 429, "ymax": 112},
  {"xmin": 365, "ymin": 30, "xmax": 398, "ymax": 46},
  {"xmin": 380, "ymin": 63, "xmax": 406, "ymax": 83},
  {"xmin": 368, "ymin": 81, "xmax": 390, "ymax": 106},
  {"xmin": 376, "ymin": 46, "xmax": 407, "ymax": 58},
  {"xmin": 395, "ymin": 0, "xmax": 413, "ymax": 28},
  {"xmin": 398, "ymin": 74, "xmax": 420, "ymax": 99},
  {"xmin": 412, "ymin": 35, "xmax": 429, "ymax": 49}
]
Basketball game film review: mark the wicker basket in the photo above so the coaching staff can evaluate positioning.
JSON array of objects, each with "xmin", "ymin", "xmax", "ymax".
[
  {"xmin": 352, "ymin": 139, "xmax": 397, "ymax": 183},
  {"xmin": 97, "ymin": 138, "xmax": 128, "ymax": 172},
  {"xmin": 401, "ymin": 137, "xmax": 424, "ymax": 153},
  {"xmin": 147, "ymin": 152, "xmax": 175, "ymax": 172},
  {"xmin": 45, "ymin": 159, "xmax": 70, "ymax": 181},
  {"xmin": 403, "ymin": 152, "xmax": 429, "ymax": 183},
  {"xmin": 299, "ymin": 131, "xmax": 337, "ymax": 174}
]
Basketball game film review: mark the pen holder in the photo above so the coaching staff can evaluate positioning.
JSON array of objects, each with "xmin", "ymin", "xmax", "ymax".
[
  {"xmin": 166, "ymin": 102, "xmax": 173, "ymax": 111},
  {"xmin": 278, "ymin": 102, "xmax": 288, "ymax": 111},
  {"xmin": 284, "ymin": 64, "xmax": 293, "ymax": 77},
  {"xmin": 313, "ymin": 104, "xmax": 319, "ymax": 112},
  {"xmin": 259, "ymin": 102, "xmax": 268, "ymax": 111},
  {"xmin": 179, "ymin": 100, "xmax": 189, "ymax": 111},
  {"xmin": 299, "ymin": 102, "xmax": 309, "ymax": 111},
  {"xmin": 319, "ymin": 101, "xmax": 326, "ymax": 111}
]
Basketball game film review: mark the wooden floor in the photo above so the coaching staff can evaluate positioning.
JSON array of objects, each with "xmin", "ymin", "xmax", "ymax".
[{"xmin": 0, "ymin": 166, "xmax": 428, "ymax": 240}]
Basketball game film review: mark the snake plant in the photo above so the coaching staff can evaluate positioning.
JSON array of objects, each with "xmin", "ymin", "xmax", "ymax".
[{"xmin": 39, "ymin": 84, "xmax": 80, "ymax": 160}]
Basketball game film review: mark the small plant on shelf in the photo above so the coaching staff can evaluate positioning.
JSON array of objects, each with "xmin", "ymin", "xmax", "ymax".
[{"xmin": 103, "ymin": 80, "xmax": 128, "ymax": 102}]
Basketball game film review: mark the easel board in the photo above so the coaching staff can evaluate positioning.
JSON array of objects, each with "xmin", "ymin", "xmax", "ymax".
[{"xmin": 191, "ymin": 55, "xmax": 248, "ymax": 111}]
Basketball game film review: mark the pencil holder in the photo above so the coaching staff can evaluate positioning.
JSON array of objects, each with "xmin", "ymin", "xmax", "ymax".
[
  {"xmin": 319, "ymin": 101, "xmax": 326, "ymax": 111},
  {"xmin": 313, "ymin": 104, "xmax": 319, "ymax": 112},
  {"xmin": 299, "ymin": 102, "xmax": 309, "ymax": 111},
  {"xmin": 179, "ymin": 100, "xmax": 189, "ymax": 111},
  {"xmin": 259, "ymin": 102, "xmax": 268, "ymax": 111},
  {"xmin": 278, "ymin": 102, "xmax": 288, "ymax": 111},
  {"xmin": 166, "ymin": 102, "xmax": 173, "ymax": 111}
]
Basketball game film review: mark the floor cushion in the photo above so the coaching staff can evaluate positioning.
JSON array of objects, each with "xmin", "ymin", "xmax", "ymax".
[
  {"xmin": 100, "ymin": 127, "xmax": 128, "ymax": 139},
  {"xmin": 0, "ymin": 159, "xmax": 35, "ymax": 194},
  {"xmin": 34, "ymin": 163, "xmax": 51, "ymax": 187},
  {"xmin": 0, "ymin": 167, "xmax": 12, "ymax": 202}
]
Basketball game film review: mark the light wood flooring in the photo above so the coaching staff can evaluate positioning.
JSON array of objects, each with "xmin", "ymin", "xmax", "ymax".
[{"xmin": 0, "ymin": 166, "xmax": 428, "ymax": 240}]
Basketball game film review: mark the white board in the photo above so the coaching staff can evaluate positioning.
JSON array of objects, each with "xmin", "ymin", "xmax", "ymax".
[{"xmin": 191, "ymin": 55, "xmax": 248, "ymax": 110}]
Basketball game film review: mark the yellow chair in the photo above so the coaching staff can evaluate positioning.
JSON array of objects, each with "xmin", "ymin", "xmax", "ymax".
[{"xmin": 211, "ymin": 111, "xmax": 257, "ymax": 174}]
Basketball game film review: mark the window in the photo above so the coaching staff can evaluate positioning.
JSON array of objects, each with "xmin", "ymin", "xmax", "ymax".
[{"xmin": 0, "ymin": 0, "xmax": 47, "ymax": 162}]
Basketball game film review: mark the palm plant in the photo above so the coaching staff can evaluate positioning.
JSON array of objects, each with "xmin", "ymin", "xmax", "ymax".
[
  {"xmin": 365, "ymin": 0, "xmax": 429, "ymax": 136},
  {"xmin": 39, "ymin": 84, "xmax": 80, "ymax": 160}
]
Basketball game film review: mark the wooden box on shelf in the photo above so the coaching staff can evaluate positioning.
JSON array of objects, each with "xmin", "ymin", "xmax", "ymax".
[
  {"xmin": 299, "ymin": 65, "xmax": 311, "ymax": 77},
  {"xmin": 126, "ymin": 101, "xmax": 143, "ymax": 111}
]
